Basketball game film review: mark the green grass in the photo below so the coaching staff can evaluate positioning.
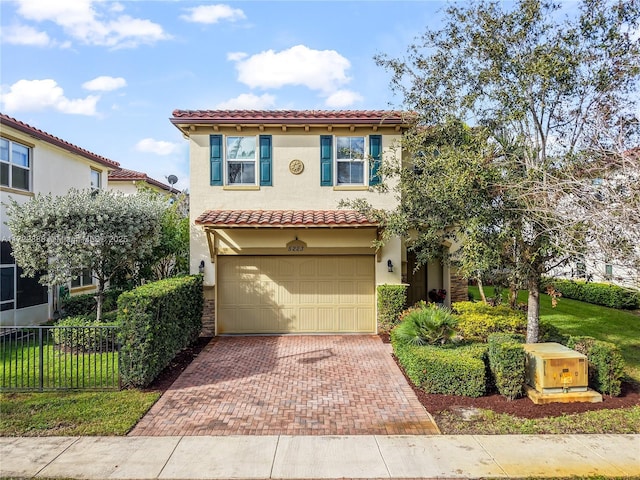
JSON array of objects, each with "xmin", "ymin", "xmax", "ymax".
[
  {"xmin": 1, "ymin": 338, "xmax": 119, "ymax": 390},
  {"xmin": 435, "ymin": 405, "xmax": 640, "ymax": 435},
  {"xmin": 0, "ymin": 390, "xmax": 160, "ymax": 436},
  {"xmin": 467, "ymin": 286, "xmax": 640, "ymax": 381}
]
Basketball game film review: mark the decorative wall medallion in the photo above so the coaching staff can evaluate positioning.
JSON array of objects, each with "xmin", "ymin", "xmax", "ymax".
[{"xmin": 289, "ymin": 159, "xmax": 304, "ymax": 175}]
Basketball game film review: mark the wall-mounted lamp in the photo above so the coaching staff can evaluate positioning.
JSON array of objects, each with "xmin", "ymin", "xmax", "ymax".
[
  {"xmin": 387, "ymin": 259, "xmax": 394, "ymax": 273},
  {"xmin": 199, "ymin": 260, "xmax": 205, "ymax": 274}
]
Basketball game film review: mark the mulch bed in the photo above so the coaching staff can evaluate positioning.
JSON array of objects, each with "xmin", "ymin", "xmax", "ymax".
[
  {"xmin": 380, "ymin": 332, "xmax": 640, "ymax": 419},
  {"xmin": 144, "ymin": 336, "xmax": 213, "ymax": 392},
  {"xmin": 147, "ymin": 334, "xmax": 639, "ymax": 419}
]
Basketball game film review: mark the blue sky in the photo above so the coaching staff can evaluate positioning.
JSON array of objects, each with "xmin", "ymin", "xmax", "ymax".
[{"xmin": 0, "ymin": 0, "xmax": 451, "ymax": 191}]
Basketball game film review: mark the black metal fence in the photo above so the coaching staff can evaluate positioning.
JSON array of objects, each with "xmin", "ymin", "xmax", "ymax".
[{"xmin": 0, "ymin": 326, "xmax": 120, "ymax": 391}]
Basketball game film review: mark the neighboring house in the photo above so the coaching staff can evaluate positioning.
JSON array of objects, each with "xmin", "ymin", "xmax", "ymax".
[
  {"xmin": 107, "ymin": 167, "xmax": 174, "ymax": 196},
  {"xmin": 1, "ymin": 113, "xmax": 120, "ymax": 326},
  {"xmin": 170, "ymin": 109, "xmax": 468, "ymax": 336}
]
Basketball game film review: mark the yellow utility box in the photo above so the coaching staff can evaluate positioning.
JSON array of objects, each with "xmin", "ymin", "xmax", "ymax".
[{"xmin": 524, "ymin": 342, "xmax": 588, "ymax": 394}]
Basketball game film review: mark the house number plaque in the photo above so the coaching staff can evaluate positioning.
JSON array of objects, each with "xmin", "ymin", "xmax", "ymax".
[
  {"xmin": 289, "ymin": 159, "xmax": 304, "ymax": 175},
  {"xmin": 286, "ymin": 238, "xmax": 306, "ymax": 252}
]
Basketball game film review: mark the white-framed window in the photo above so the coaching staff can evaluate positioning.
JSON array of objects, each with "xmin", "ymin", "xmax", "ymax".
[
  {"xmin": 226, "ymin": 136, "xmax": 257, "ymax": 185},
  {"xmin": 91, "ymin": 168, "xmax": 102, "ymax": 190},
  {"xmin": 605, "ymin": 263, "xmax": 613, "ymax": 278},
  {"xmin": 71, "ymin": 268, "xmax": 93, "ymax": 288},
  {"xmin": 336, "ymin": 136, "xmax": 365, "ymax": 185},
  {"xmin": 0, "ymin": 137, "xmax": 31, "ymax": 191}
]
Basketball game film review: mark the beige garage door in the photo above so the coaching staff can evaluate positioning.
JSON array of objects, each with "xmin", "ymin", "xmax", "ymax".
[{"xmin": 217, "ymin": 255, "xmax": 375, "ymax": 334}]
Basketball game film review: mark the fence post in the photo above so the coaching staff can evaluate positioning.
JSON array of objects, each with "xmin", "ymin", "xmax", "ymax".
[{"xmin": 38, "ymin": 328, "xmax": 44, "ymax": 392}]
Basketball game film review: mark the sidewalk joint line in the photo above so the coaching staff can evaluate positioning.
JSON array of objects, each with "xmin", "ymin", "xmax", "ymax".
[
  {"xmin": 157, "ymin": 434, "xmax": 184, "ymax": 478},
  {"xmin": 471, "ymin": 434, "xmax": 510, "ymax": 478},
  {"xmin": 33, "ymin": 436, "xmax": 82, "ymax": 478},
  {"xmin": 269, "ymin": 434, "xmax": 281, "ymax": 478},
  {"xmin": 373, "ymin": 435, "xmax": 392, "ymax": 479}
]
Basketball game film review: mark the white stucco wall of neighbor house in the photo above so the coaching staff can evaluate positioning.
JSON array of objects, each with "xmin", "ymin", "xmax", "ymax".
[
  {"xmin": 1, "ymin": 123, "xmax": 112, "ymax": 326},
  {"xmin": 187, "ymin": 127, "xmax": 404, "ymax": 288}
]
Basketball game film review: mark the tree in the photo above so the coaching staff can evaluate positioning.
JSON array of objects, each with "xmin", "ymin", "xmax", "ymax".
[
  {"xmin": 5, "ymin": 189, "xmax": 165, "ymax": 321},
  {"xmin": 369, "ymin": 0, "xmax": 640, "ymax": 342}
]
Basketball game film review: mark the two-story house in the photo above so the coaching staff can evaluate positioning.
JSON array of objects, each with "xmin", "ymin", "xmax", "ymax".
[
  {"xmin": 107, "ymin": 167, "xmax": 174, "ymax": 196},
  {"xmin": 0, "ymin": 113, "xmax": 120, "ymax": 326},
  {"xmin": 170, "ymin": 110, "xmax": 468, "ymax": 336}
]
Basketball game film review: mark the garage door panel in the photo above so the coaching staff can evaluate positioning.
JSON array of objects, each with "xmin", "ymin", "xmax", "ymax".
[{"xmin": 218, "ymin": 255, "xmax": 375, "ymax": 334}]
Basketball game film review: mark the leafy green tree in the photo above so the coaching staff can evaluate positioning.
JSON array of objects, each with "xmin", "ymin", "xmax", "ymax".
[
  {"xmin": 368, "ymin": 0, "xmax": 640, "ymax": 342},
  {"xmin": 4, "ymin": 189, "xmax": 165, "ymax": 320}
]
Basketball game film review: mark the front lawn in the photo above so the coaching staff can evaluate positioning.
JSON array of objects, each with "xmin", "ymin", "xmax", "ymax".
[
  {"xmin": 0, "ymin": 390, "xmax": 160, "ymax": 436},
  {"xmin": 468, "ymin": 286, "xmax": 640, "ymax": 381}
]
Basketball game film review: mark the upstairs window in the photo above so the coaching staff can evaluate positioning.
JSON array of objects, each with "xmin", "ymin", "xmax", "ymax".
[
  {"xmin": 71, "ymin": 268, "xmax": 93, "ymax": 288},
  {"xmin": 209, "ymin": 135, "xmax": 272, "ymax": 187},
  {"xmin": 226, "ymin": 136, "xmax": 256, "ymax": 185},
  {"xmin": 1, "ymin": 138, "xmax": 31, "ymax": 191},
  {"xmin": 336, "ymin": 136, "xmax": 365, "ymax": 185},
  {"xmin": 91, "ymin": 169, "xmax": 102, "ymax": 190}
]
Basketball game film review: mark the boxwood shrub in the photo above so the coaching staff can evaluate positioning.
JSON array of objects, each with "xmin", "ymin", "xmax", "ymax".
[
  {"xmin": 118, "ymin": 275, "xmax": 203, "ymax": 388},
  {"xmin": 377, "ymin": 284, "xmax": 407, "ymax": 333},
  {"xmin": 487, "ymin": 333, "xmax": 526, "ymax": 400},
  {"xmin": 53, "ymin": 312, "xmax": 119, "ymax": 352},
  {"xmin": 62, "ymin": 288, "xmax": 124, "ymax": 317},
  {"xmin": 545, "ymin": 279, "xmax": 639, "ymax": 310},
  {"xmin": 566, "ymin": 336, "xmax": 625, "ymax": 396},
  {"xmin": 391, "ymin": 330, "xmax": 487, "ymax": 397}
]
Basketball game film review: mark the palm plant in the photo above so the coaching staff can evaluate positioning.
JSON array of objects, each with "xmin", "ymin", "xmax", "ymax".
[{"xmin": 394, "ymin": 304, "xmax": 458, "ymax": 346}]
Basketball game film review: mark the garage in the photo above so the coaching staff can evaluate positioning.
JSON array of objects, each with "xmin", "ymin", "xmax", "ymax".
[{"xmin": 217, "ymin": 255, "xmax": 375, "ymax": 334}]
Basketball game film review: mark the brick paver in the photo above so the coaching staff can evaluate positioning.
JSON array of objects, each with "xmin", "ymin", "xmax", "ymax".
[{"xmin": 129, "ymin": 335, "xmax": 439, "ymax": 436}]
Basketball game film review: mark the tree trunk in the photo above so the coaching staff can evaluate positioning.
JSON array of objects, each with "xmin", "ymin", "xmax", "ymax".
[
  {"xmin": 476, "ymin": 276, "xmax": 487, "ymax": 303},
  {"xmin": 96, "ymin": 278, "xmax": 105, "ymax": 322},
  {"xmin": 509, "ymin": 280, "xmax": 518, "ymax": 309},
  {"xmin": 526, "ymin": 275, "xmax": 540, "ymax": 343}
]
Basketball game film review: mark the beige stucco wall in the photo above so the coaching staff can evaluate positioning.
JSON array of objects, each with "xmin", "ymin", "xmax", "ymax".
[
  {"xmin": 1, "ymin": 125, "xmax": 110, "ymax": 240},
  {"xmin": 188, "ymin": 126, "xmax": 403, "ymax": 287},
  {"xmin": 106, "ymin": 180, "xmax": 139, "ymax": 195}
]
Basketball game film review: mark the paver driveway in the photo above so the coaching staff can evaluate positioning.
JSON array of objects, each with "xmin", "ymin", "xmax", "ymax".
[{"xmin": 130, "ymin": 335, "xmax": 439, "ymax": 436}]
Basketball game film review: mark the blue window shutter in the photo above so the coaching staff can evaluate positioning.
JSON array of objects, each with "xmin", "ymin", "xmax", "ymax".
[
  {"xmin": 210, "ymin": 135, "xmax": 223, "ymax": 186},
  {"xmin": 369, "ymin": 135, "xmax": 382, "ymax": 186},
  {"xmin": 259, "ymin": 135, "xmax": 272, "ymax": 186},
  {"xmin": 320, "ymin": 135, "xmax": 333, "ymax": 186}
]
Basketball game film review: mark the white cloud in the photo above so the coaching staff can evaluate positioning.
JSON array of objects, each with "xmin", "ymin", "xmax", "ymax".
[
  {"xmin": 227, "ymin": 51, "xmax": 248, "ymax": 62},
  {"xmin": 13, "ymin": 0, "xmax": 170, "ymax": 49},
  {"xmin": 82, "ymin": 76, "xmax": 127, "ymax": 92},
  {"xmin": 215, "ymin": 93, "xmax": 276, "ymax": 109},
  {"xmin": 325, "ymin": 89, "xmax": 364, "ymax": 108},
  {"xmin": 180, "ymin": 4, "xmax": 246, "ymax": 24},
  {"xmin": 1, "ymin": 24, "xmax": 52, "ymax": 47},
  {"xmin": 135, "ymin": 138, "xmax": 180, "ymax": 156},
  {"xmin": 0, "ymin": 79, "xmax": 99, "ymax": 116},
  {"xmin": 231, "ymin": 45, "xmax": 352, "ymax": 93}
]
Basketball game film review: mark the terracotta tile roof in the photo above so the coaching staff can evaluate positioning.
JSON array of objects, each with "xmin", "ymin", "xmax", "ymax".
[
  {"xmin": 0, "ymin": 113, "xmax": 120, "ymax": 169},
  {"xmin": 196, "ymin": 210, "xmax": 378, "ymax": 228},
  {"xmin": 108, "ymin": 167, "xmax": 172, "ymax": 192},
  {"xmin": 171, "ymin": 109, "xmax": 413, "ymax": 126}
]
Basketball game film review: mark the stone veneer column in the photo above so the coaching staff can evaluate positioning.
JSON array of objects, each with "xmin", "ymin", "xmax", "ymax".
[
  {"xmin": 449, "ymin": 271, "xmax": 469, "ymax": 303},
  {"xmin": 201, "ymin": 287, "xmax": 215, "ymax": 336}
]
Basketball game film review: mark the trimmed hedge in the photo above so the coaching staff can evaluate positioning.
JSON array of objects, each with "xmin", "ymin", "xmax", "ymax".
[
  {"xmin": 566, "ymin": 336, "xmax": 625, "ymax": 396},
  {"xmin": 62, "ymin": 289, "xmax": 124, "ymax": 317},
  {"xmin": 392, "ymin": 330, "xmax": 487, "ymax": 397},
  {"xmin": 118, "ymin": 275, "xmax": 203, "ymax": 388},
  {"xmin": 545, "ymin": 279, "xmax": 639, "ymax": 310},
  {"xmin": 487, "ymin": 333, "xmax": 526, "ymax": 400},
  {"xmin": 452, "ymin": 301, "xmax": 567, "ymax": 343},
  {"xmin": 53, "ymin": 312, "xmax": 119, "ymax": 351},
  {"xmin": 377, "ymin": 284, "xmax": 407, "ymax": 333}
]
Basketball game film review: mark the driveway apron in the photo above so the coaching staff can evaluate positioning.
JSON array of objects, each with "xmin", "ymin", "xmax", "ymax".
[{"xmin": 129, "ymin": 335, "xmax": 439, "ymax": 436}]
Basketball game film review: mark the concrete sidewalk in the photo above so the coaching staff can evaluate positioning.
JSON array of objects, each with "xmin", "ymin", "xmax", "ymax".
[{"xmin": 1, "ymin": 434, "xmax": 639, "ymax": 479}]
